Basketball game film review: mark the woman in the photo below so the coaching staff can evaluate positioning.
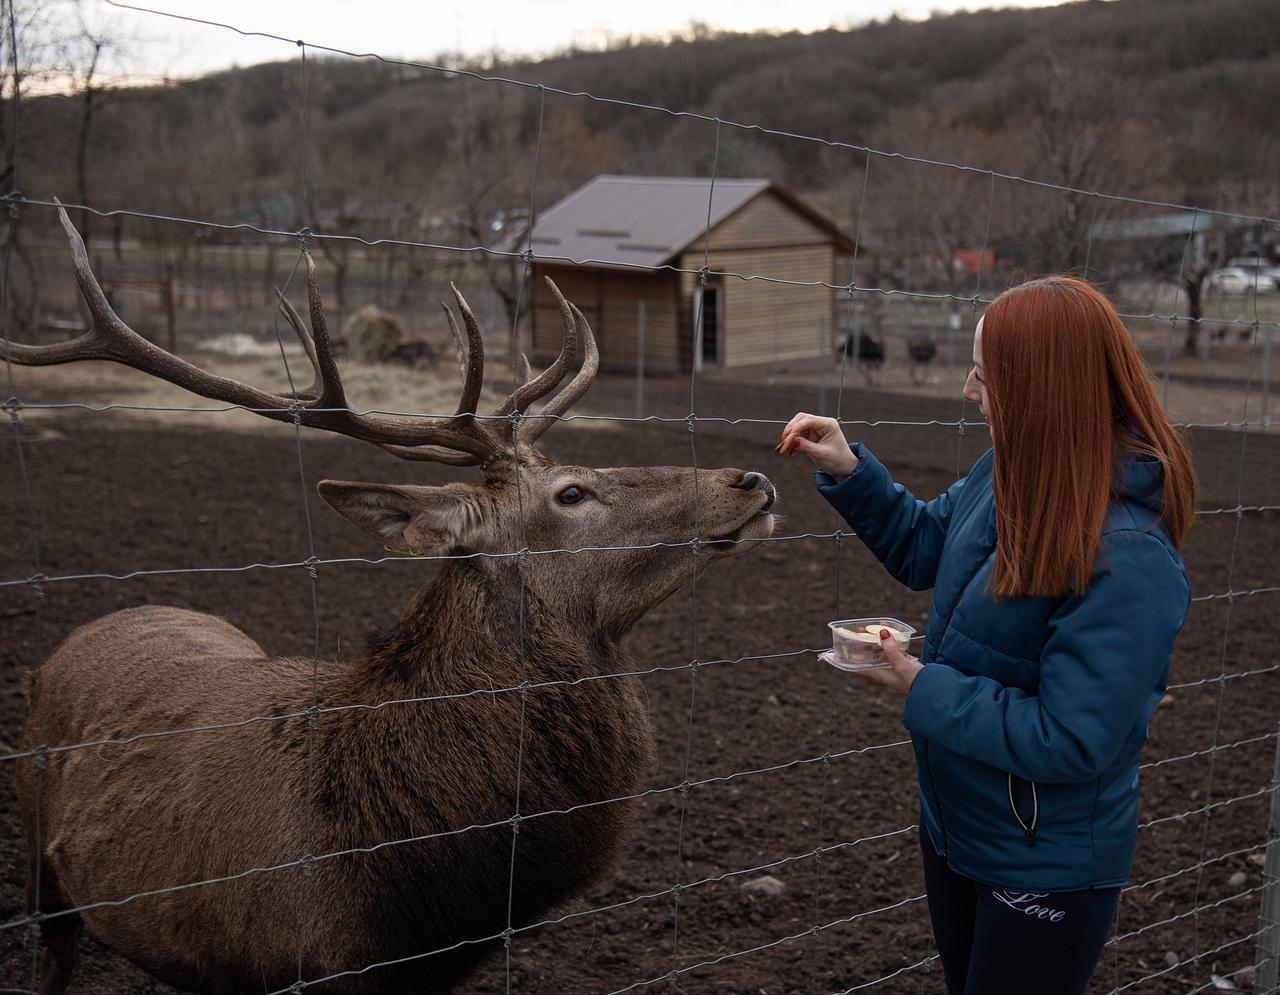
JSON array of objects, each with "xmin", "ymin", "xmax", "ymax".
[{"xmin": 779, "ymin": 277, "xmax": 1195, "ymax": 995}]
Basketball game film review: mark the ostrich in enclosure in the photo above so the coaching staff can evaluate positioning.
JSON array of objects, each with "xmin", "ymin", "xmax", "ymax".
[
  {"xmin": 906, "ymin": 331, "xmax": 938, "ymax": 385},
  {"xmin": 836, "ymin": 329, "xmax": 885, "ymax": 385},
  {"xmin": 10, "ymin": 207, "xmax": 778, "ymax": 995}
]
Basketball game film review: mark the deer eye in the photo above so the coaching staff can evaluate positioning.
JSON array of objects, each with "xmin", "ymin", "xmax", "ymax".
[{"xmin": 556, "ymin": 486, "xmax": 586, "ymax": 506}]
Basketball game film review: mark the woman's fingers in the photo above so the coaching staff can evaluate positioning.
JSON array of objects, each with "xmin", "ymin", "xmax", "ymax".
[
  {"xmin": 776, "ymin": 411, "xmax": 856, "ymax": 477},
  {"xmin": 777, "ymin": 412, "xmax": 836, "ymax": 450},
  {"xmin": 780, "ymin": 412, "xmax": 830, "ymax": 439},
  {"xmin": 781, "ymin": 411, "xmax": 816, "ymax": 438},
  {"xmin": 875, "ymin": 629, "xmax": 925, "ymax": 693}
]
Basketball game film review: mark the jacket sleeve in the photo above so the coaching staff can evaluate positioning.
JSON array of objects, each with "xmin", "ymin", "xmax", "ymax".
[
  {"xmin": 815, "ymin": 443, "xmax": 970, "ymax": 591},
  {"xmin": 901, "ymin": 530, "xmax": 1190, "ymax": 783}
]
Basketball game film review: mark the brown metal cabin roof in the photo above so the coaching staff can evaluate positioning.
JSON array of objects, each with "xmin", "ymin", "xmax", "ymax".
[{"xmin": 511, "ymin": 175, "xmax": 851, "ymax": 272}]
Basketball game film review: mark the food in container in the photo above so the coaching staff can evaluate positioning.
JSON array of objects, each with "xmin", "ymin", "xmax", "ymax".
[{"xmin": 823, "ymin": 617, "xmax": 916, "ymax": 671}]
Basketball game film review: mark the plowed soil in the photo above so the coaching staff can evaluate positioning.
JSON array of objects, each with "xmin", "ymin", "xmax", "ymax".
[{"xmin": 2, "ymin": 396, "xmax": 1276, "ymax": 994}]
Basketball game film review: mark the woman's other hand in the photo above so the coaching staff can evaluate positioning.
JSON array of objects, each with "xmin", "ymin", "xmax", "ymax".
[
  {"xmin": 776, "ymin": 412, "xmax": 857, "ymax": 479},
  {"xmin": 851, "ymin": 629, "xmax": 924, "ymax": 695}
]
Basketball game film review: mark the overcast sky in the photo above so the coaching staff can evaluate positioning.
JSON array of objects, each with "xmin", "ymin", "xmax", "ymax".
[{"xmin": 62, "ymin": 0, "xmax": 1070, "ymax": 87}]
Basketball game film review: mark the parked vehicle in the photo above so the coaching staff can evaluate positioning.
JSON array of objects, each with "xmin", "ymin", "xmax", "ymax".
[
  {"xmin": 1209, "ymin": 266, "xmax": 1277, "ymax": 295},
  {"xmin": 1226, "ymin": 255, "xmax": 1280, "ymax": 284}
]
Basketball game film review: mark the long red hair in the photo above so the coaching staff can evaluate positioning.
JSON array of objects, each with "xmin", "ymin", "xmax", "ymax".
[{"xmin": 981, "ymin": 276, "xmax": 1197, "ymax": 599}]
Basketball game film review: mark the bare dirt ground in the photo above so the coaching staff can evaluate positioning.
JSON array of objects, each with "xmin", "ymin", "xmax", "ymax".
[
  {"xmin": 0, "ymin": 368, "xmax": 1276, "ymax": 994},
  {"xmin": 719, "ymin": 332, "xmax": 1278, "ymax": 436}
]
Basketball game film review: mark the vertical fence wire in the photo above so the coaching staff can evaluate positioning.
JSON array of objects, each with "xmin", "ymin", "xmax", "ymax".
[
  {"xmin": 283, "ymin": 41, "xmax": 327, "ymax": 989},
  {"xmin": 1185, "ymin": 247, "xmax": 1265, "ymax": 989},
  {"xmin": 1113, "ymin": 203, "xmax": 1202, "ymax": 992},
  {"xmin": 958, "ymin": 171, "xmax": 996, "ymax": 478},
  {"xmin": 0, "ymin": 5, "xmax": 46, "ymax": 990},
  {"xmin": 1257, "ymin": 732, "xmax": 1280, "ymax": 992},
  {"xmin": 1082, "ymin": 192, "xmax": 1100, "ymax": 281},
  {"xmin": 501, "ymin": 80, "xmax": 547, "ymax": 992},
  {"xmin": 665, "ymin": 116, "xmax": 721, "ymax": 988},
  {"xmin": 1167, "ymin": 209, "xmax": 1203, "ymax": 408},
  {"xmin": 811, "ymin": 148, "xmax": 870, "ymax": 948}
]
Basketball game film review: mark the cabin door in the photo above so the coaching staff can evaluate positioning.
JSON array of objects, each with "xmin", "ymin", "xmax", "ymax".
[{"xmin": 692, "ymin": 286, "xmax": 721, "ymax": 371}]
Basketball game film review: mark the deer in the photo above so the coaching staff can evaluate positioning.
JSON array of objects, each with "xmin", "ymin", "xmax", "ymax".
[{"xmin": 9, "ymin": 207, "xmax": 778, "ymax": 995}]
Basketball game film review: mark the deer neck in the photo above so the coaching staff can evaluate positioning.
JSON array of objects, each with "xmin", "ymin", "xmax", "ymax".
[{"xmin": 354, "ymin": 562, "xmax": 619, "ymax": 695}]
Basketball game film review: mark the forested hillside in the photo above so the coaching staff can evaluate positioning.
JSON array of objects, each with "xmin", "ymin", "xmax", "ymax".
[{"xmin": 5, "ymin": 0, "xmax": 1278, "ymax": 314}]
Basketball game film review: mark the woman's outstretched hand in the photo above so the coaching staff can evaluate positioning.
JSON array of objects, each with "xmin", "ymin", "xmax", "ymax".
[
  {"xmin": 776, "ymin": 412, "xmax": 858, "ymax": 480},
  {"xmin": 854, "ymin": 629, "xmax": 924, "ymax": 695}
]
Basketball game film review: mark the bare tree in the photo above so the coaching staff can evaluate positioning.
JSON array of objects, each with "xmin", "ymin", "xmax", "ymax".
[
  {"xmin": 65, "ymin": 3, "xmax": 108, "ymax": 249},
  {"xmin": 1179, "ymin": 234, "xmax": 1219, "ymax": 357}
]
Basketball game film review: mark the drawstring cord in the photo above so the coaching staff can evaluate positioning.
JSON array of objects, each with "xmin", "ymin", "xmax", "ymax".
[{"xmin": 1007, "ymin": 773, "xmax": 1039, "ymax": 846}]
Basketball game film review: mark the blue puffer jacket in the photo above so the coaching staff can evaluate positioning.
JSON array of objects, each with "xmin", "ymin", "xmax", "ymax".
[{"xmin": 817, "ymin": 443, "xmax": 1191, "ymax": 891}]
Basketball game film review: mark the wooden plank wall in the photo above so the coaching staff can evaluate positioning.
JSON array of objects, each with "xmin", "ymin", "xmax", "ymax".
[
  {"xmin": 679, "ymin": 245, "xmax": 836, "ymax": 368},
  {"xmin": 529, "ymin": 265, "xmax": 682, "ymax": 374},
  {"xmin": 533, "ymin": 191, "xmax": 843, "ymax": 374},
  {"xmin": 681, "ymin": 192, "xmax": 839, "ymax": 368},
  {"xmin": 689, "ymin": 190, "xmax": 833, "ymax": 251}
]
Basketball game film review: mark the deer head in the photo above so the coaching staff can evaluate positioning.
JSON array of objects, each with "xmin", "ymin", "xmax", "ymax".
[{"xmin": 9, "ymin": 206, "xmax": 776, "ymax": 640}]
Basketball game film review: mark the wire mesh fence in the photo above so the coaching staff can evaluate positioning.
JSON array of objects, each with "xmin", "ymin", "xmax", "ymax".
[{"xmin": 2, "ymin": 3, "xmax": 1279, "ymax": 994}]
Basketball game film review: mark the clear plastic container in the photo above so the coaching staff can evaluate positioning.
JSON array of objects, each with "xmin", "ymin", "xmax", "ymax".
[{"xmin": 823, "ymin": 617, "xmax": 917, "ymax": 671}]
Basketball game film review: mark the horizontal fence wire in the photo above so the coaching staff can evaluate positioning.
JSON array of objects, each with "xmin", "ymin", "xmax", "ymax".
[
  {"xmin": 0, "ymin": 621, "xmax": 1274, "ymax": 767},
  {"xmin": 2, "ymin": 544, "xmax": 1279, "ymax": 599},
  {"xmin": 2, "ymin": 2, "xmax": 1277, "ymax": 993},
  {"xmin": 1, "ymin": 398, "xmax": 1276, "ymax": 438},
  {"xmin": 0, "ymin": 766, "xmax": 1271, "ymax": 940},
  {"xmin": 7, "ymin": 191, "xmax": 1280, "ymax": 337},
  {"xmin": 1109, "ymin": 928, "xmax": 1266, "ymax": 995},
  {"xmin": 0, "ymin": 646, "xmax": 877, "ymax": 763}
]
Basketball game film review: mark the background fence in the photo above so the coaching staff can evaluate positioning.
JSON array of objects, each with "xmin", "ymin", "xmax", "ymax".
[{"xmin": 2, "ymin": 3, "xmax": 1279, "ymax": 993}]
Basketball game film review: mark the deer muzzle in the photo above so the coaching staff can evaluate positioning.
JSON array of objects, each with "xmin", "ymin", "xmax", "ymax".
[{"xmin": 732, "ymin": 471, "xmax": 777, "ymax": 513}]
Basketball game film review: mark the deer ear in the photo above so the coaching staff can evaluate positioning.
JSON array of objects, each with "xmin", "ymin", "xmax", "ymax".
[{"xmin": 318, "ymin": 480, "xmax": 478, "ymax": 555}]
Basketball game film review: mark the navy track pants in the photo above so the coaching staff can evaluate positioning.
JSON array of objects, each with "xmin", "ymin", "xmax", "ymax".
[{"xmin": 919, "ymin": 833, "xmax": 1121, "ymax": 995}]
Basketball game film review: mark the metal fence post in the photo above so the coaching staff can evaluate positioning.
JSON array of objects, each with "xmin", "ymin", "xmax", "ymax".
[
  {"xmin": 635, "ymin": 300, "xmax": 646, "ymax": 420},
  {"xmin": 1258, "ymin": 726, "xmax": 1280, "ymax": 994}
]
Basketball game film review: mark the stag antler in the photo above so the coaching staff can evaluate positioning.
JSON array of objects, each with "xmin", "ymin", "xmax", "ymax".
[{"xmin": 3, "ymin": 203, "xmax": 597, "ymax": 467}]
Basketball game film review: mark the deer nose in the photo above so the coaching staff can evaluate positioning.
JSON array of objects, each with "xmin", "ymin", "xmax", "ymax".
[{"xmin": 733, "ymin": 471, "xmax": 776, "ymax": 510}]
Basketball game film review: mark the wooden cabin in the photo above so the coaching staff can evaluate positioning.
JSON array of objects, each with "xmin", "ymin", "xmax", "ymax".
[{"xmin": 522, "ymin": 176, "xmax": 854, "ymax": 374}]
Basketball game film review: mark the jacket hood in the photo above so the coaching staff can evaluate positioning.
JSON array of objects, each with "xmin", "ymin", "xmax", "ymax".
[{"xmin": 1114, "ymin": 452, "xmax": 1165, "ymax": 513}]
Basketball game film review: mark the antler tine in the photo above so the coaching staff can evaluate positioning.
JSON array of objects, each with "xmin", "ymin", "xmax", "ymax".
[
  {"xmin": 299, "ymin": 251, "xmax": 352, "ymax": 413},
  {"xmin": 445, "ymin": 285, "xmax": 487, "ymax": 418},
  {"xmin": 0, "ymin": 202, "xmax": 501, "ymax": 466},
  {"xmin": 519, "ymin": 300, "xmax": 599, "ymax": 447},
  {"xmin": 274, "ymin": 288, "xmax": 322, "ymax": 399},
  {"xmin": 443, "ymin": 303, "xmax": 467, "ymax": 375},
  {"xmin": 519, "ymin": 353, "xmax": 534, "ymax": 386},
  {"xmin": 0, "ymin": 203, "xmax": 310, "ymax": 420},
  {"xmin": 301, "ymin": 260, "xmax": 495, "ymax": 461},
  {"xmin": 494, "ymin": 276, "xmax": 579, "ymax": 419}
]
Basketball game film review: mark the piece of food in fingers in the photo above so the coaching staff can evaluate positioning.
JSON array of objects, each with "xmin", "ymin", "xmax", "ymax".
[
  {"xmin": 777, "ymin": 431, "xmax": 799, "ymax": 454},
  {"xmin": 826, "ymin": 617, "xmax": 915, "ymax": 671}
]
